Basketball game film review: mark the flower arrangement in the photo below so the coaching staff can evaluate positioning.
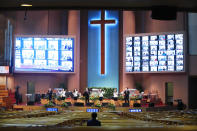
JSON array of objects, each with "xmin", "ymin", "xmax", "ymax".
[
  {"xmin": 88, "ymin": 87, "xmax": 115, "ymax": 99},
  {"xmin": 95, "ymin": 103, "xmax": 102, "ymax": 108},
  {"xmin": 107, "ymin": 103, "xmax": 116, "ymax": 111},
  {"xmin": 90, "ymin": 96, "xmax": 99, "ymax": 101},
  {"xmin": 79, "ymin": 96, "xmax": 85, "ymax": 100},
  {"xmin": 61, "ymin": 102, "xmax": 68, "ymax": 108},
  {"xmin": 57, "ymin": 96, "xmax": 62, "ymax": 101},
  {"xmin": 118, "ymin": 95, "xmax": 124, "ymax": 100},
  {"xmin": 44, "ymin": 101, "xmax": 55, "ymax": 108}
]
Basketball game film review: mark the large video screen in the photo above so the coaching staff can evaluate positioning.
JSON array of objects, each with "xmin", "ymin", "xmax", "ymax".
[
  {"xmin": 14, "ymin": 36, "xmax": 74, "ymax": 73},
  {"xmin": 125, "ymin": 33, "xmax": 184, "ymax": 73}
]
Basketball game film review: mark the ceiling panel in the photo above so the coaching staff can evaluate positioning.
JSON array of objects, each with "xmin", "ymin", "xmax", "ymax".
[{"xmin": 0, "ymin": 0, "xmax": 197, "ymax": 11}]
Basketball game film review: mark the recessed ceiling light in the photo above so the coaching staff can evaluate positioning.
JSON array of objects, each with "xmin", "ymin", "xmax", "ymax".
[{"xmin": 21, "ymin": 4, "xmax": 32, "ymax": 7}]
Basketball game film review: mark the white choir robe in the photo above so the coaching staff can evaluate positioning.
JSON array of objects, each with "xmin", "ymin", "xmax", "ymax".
[
  {"xmin": 73, "ymin": 91, "xmax": 78, "ymax": 97},
  {"xmin": 113, "ymin": 92, "xmax": 118, "ymax": 98},
  {"xmin": 61, "ymin": 91, "xmax": 66, "ymax": 97},
  {"xmin": 99, "ymin": 91, "xmax": 104, "ymax": 97}
]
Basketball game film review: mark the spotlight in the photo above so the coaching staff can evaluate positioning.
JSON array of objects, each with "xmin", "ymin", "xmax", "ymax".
[{"xmin": 21, "ymin": 4, "xmax": 32, "ymax": 7}]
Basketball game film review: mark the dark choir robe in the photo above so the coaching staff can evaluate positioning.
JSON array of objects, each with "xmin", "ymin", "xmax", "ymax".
[
  {"xmin": 124, "ymin": 90, "xmax": 130, "ymax": 103},
  {"xmin": 15, "ymin": 89, "xmax": 20, "ymax": 105},
  {"xmin": 47, "ymin": 90, "xmax": 53, "ymax": 100},
  {"xmin": 83, "ymin": 91, "xmax": 90, "ymax": 104}
]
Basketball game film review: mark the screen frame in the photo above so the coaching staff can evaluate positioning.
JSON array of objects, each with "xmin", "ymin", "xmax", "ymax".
[
  {"xmin": 13, "ymin": 35, "xmax": 76, "ymax": 74},
  {"xmin": 123, "ymin": 31, "xmax": 186, "ymax": 74}
]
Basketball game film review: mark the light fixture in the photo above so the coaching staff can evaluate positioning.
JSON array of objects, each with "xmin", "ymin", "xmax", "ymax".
[{"xmin": 21, "ymin": 4, "xmax": 32, "ymax": 7}]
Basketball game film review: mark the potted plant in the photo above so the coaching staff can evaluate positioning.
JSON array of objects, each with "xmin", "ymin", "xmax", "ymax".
[{"xmin": 103, "ymin": 88, "xmax": 114, "ymax": 99}]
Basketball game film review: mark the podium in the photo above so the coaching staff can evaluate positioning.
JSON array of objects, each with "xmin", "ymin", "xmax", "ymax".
[{"xmin": 26, "ymin": 94, "xmax": 34, "ymax": 105}]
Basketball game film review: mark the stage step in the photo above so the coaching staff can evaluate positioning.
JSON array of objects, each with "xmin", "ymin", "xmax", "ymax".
[
  {"xmin": 0, "ymin": 90, "xmax": 8, "ymax": 93},
  {"xmin": 0, "ymin": 92, "xmax": 9, "ymax": 96},
  {"xmin": 0, "ymin": 86, "xmax": 13, "ymax": 109},
  {"xmin": 0, "ymin": 85, "xmax": 6, "ymax": 90}
]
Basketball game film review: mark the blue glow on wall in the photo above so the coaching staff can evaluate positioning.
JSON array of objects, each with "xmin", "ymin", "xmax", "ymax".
[{"xmin": 88, "ymin": 10, "xmax": 119, "ymax": 90}]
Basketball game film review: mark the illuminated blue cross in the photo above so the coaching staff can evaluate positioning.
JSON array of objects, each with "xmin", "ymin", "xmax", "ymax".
[{"xmin": 90, "ymin": 10, "xmax": 116, "ymax": 74}]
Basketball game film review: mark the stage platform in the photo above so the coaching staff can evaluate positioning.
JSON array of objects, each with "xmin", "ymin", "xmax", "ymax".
[{"xmin": 13, "ymin": 104, "xmax": 176, "ymax": 112}]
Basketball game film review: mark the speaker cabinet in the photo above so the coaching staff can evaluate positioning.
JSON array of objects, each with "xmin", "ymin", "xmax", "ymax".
[
  {"xmin": 74, "ymin": 102, "xmax": 84, "ymax": 107},
  {"xmin": 102, "ymin": 103, "xmax": 109, "ymax": 107},
  {"xmin": 151, "ymin": 6, "xmax": 177, "ymax": 20},
  {"xmin": 133, "ymin": 103, "xmax": 141, "ymax": 107},
  {"xmin": 122, "ymin": 103, "xmax": 130, "ymax": 107},
  {"xmin": 86, "ymin": 103, "xmax": 94, "ymax": 106},
  {"xmin": 66, "ymin": 102, "xmax": 72, "ymax": 106},
  {"xmin": 27, "ymin": 101, "xmax": 34, "ymax": 105},
  {"xmin": 149, "ymin": 103, "xmax": 155, "ymax": 107}
]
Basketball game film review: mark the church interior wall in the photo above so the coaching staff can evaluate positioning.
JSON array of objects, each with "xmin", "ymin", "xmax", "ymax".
[
  {"xmin": 123, "ymin": 11, "xmax": 188, "ymax": 105},
  {"xmin": 0, "ymin": 10, "xmax": 190, "ymax": 105}
]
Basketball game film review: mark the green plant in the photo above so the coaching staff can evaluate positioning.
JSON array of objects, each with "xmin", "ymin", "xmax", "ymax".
[
  {"xmin": 44, "ymin": 101, "xmax": 55, "ymax": 108},
  {"xmin": 107, "ymin": 103, "xmax": 116, "ymax": 110},
  {"xmin": 118, "ymin": 95, "xmax": 124, "ymax": 100},
  {"xmin": 57, "ymin": 96, "xmax": 62, "ymax": 101},
  {"xmin": 61, "ymin": 102, "xmax": 68, "ymax": 108},
  {"xmin": 79, "ymin": 96, "xmax": 85, "ymax": 100},
  {"xmin": 103, "ymin": 88, "xmax": 114, "ymax": 99},
  {"xmin": 95, "ymin": 103, "xmax": 102, "ymax": 108},
  {"xmin": 90, "ymin": 96, "xmax": 99, "ymax": 101},
  {"xmin": 88, "ymin": 87, "xmax": 115, "ymax": 99}
]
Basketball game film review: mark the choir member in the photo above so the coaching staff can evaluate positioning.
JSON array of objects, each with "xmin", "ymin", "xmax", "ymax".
[
  {"xmin": 83, "ymin": 88, "xmax": 90, "ymax": 105},
  {"xmin": 47, "ymin": 88, "xmax": 53, "ymax": 101},
  {"xmin": 99, "ymin": 89, "xmax": 105, "ymax": 101},
  {"xmin": 56, "ymin": 89, "xmax": 62, "ymax": 98},
  {"xmin": 113, "ymin": 88, "xmax": 118, "ymax": 101},
  {"xmin": 73, "ymin": 89, "xmax": 78, "ymax": 100},
  {"xmin": 61, "ymin": 89, "xmax": 66, "ymax": 100}
]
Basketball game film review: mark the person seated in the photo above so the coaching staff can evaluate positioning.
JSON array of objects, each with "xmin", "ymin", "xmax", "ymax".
[{"xmin": 87, "ymin": 112, "xmax": 101, "ymax": 126}]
